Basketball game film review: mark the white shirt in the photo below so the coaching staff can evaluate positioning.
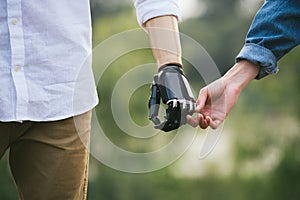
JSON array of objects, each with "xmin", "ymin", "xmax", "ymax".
[
  {"xmin": 134, "ymin": 0, "xmax": 181, "ymax": 26},
  {"xmin": 0, "ymin": 0, "xmax": 180, "ymax": 122}
]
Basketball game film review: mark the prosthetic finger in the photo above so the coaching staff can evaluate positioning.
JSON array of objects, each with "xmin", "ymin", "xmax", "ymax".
[{"xmin": 148, "ymin": 75, "xmax": 161, "ymax": 126}]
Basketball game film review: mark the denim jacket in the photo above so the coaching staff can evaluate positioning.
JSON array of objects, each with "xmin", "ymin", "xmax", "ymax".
[{"xmin": 236, "ymin": 0, "xmax": 300, "ymax": 79}]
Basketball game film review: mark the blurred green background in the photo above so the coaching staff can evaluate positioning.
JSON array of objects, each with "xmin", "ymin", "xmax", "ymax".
[{"xmin": 1, "ymin": 0, "xmax": 299, "ymax": 199}]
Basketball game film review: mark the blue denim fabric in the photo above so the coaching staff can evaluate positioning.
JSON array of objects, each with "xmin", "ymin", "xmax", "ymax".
[{"xmin": 236, "ymin": 0, "xmax": 300, "ymax": 79}]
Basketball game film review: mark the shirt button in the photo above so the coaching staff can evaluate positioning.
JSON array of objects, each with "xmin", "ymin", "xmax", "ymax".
[
  {"xmin": 15, "ymin": 65, "xmax": 21, "ymax": 72},
  {"xmin": 12, "ymin": 18, "xmax": 18, "ymax": 25}
]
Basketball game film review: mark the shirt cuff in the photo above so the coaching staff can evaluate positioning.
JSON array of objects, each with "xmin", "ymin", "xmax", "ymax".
[
  {"xmin": 134, "ymin": 0, "xmax": 182, "ymax": 27},
  {"xmin": 236, "ymin": 43, "xmax": 279, "ymax": 80}
]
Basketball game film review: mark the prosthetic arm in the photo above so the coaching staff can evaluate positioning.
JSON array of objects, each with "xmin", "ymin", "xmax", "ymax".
[{"xmin": 145, "ymin": 16, "xmax": 196, "ymax": 132}]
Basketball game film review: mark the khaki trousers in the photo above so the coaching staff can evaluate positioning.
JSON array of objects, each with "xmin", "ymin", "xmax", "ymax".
[{"xmin": 0, "ymin": 111, "xmax": 91, "ymax": 200}]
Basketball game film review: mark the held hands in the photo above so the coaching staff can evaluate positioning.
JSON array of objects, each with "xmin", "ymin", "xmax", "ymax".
[
  {"xmin": 148, "ymin": 64, "xmax": 196, "ymax": 132},
  {"xmin": 144, "ymin": 16, "xmax": 259, "ymax": 130}
]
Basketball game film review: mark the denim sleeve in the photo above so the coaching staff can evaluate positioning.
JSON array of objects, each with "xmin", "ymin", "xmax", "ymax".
[{"xmin": 236, "ymin": 0, "xmax": 300, "ymax": 79}]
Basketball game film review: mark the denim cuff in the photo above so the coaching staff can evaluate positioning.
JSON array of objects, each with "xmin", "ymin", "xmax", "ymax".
[{"xmin": 236, "ymin": 43, "xmax": 279, "ymax": 80}]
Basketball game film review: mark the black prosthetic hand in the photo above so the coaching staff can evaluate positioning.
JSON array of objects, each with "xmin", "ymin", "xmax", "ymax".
[{"xmin": 148, "ymin": 64, "xmax": 196, "ymax": 132}]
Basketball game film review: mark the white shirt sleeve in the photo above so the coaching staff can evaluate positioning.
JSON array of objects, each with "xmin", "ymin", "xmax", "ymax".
[{"xmin": 134, "ymin": 0, "xmax": 182, "ymax": 26}]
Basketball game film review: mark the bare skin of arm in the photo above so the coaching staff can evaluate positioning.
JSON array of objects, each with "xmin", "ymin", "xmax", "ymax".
[{"xmin": 144, "ymin": 15, "xmax": 182, "ymax": 68}]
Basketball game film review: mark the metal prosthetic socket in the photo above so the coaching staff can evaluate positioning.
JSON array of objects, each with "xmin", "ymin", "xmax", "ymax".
[{"xmin": 149, "ymin": 65, "xmax": 196, "ymax": 132}]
